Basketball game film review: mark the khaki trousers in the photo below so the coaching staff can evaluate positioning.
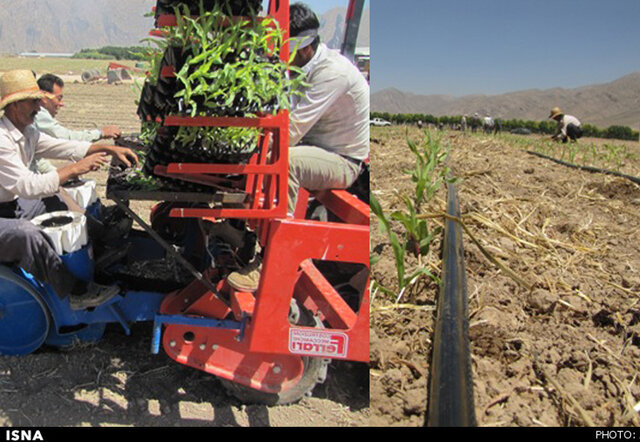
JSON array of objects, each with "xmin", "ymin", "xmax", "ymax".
[{"xmin": 288, "ymin": 145, "xmax": 362, "ymax": 215}]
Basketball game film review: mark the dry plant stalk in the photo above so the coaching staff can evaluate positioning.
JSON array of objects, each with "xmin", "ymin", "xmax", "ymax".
[
  {"xmin": 417, "ymin": 211, "xmax": 534, "ymax": 291},
  {"xmin": 536, "ymin": 363, "xmax": 596, "ymax": 427}
]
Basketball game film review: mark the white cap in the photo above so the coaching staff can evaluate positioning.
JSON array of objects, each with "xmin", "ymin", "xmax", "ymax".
[{"xmin": 291, "ymin": 28, "xmax": 318, "ymax": 50}]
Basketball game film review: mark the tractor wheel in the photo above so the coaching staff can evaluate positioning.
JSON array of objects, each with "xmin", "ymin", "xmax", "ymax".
[
  {"xmin": 0, "ymin": 267, "xmax": 51, "ymax": 356},
  {"xmin": 220, "ymin": 302, "xmax": 330, "ymax": 405}
]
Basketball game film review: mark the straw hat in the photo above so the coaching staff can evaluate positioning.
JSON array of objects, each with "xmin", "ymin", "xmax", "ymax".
[
  {"xmin": 0, "ymin": 70, "xmax": 45, "ymax": 110},
  {"xmin": 548, "ymin": 107, "xmax": 564, "ymax": 119}
]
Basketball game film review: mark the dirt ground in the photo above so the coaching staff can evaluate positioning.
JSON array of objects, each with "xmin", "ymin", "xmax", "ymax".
[
  {"xmin": 0, "ymin": 81, "xmax": 369, "ymax": 427},
  {"xmin": 370, "ymin": 126, "xmax": 640, "ymax": 427}
]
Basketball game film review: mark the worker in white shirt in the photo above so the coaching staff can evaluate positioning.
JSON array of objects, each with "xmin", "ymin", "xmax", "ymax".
[
  {"xmin": 0, "ymin": 70, "xmax": 138, "ymax": 309},
  {"xmin": 286, "ymin": 2, "xmax": 369, "ymax": 215},
  {"xmin": 32, "ymin": 73, "xmax": 122, "ymax": 174},
  {"xmin": 226, "ymin": 2, "xmax": 370, "ymax": 293},
  {"xmin": 549, "ymin": 107, "xmax": 583, "ymax": 143}
]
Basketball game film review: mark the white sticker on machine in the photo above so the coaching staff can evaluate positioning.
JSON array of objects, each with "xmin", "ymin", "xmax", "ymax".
[{"xmin": 288, "ymin": 328, "xmax": 348, "ymax": 359}]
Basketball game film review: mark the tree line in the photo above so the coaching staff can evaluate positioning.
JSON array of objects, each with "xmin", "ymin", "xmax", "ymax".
[
  {"xmin": 72, "ymin": 46, "xmax": 148, "ymax": 61},
  {"xmin": 371, "ymin": 112, "xmax": 640, "ymax": 142}
]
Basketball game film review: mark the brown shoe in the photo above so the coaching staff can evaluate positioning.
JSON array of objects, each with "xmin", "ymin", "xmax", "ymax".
[
  {"xmin": 69, "ymin": 282, "xmax": 120, "ymax": 310},
  {"xmin": 226, "ymin": 257, "xmax": 262, "ymax": 292}
]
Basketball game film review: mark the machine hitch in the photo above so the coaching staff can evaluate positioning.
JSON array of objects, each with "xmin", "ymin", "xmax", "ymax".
[{"xmin": 151, "ymin": 313, "xmax": 244, "ymax": 354}]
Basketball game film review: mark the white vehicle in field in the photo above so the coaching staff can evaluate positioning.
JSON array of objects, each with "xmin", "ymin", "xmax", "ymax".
[{"xmin": 370, "ymin": 117, "xmax": 391, "ymax": 127}]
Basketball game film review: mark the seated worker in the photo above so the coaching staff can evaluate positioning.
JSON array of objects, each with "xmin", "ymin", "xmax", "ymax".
[
  {"xmin": 549, "ymin": 107, "xmax": 583, "ymax": 143},
  {"xmin": 32, "ymin": 73, "xmax": 122, "ymax": 174},
  {"xmin": 226, "ymin": 2, "xmax": 370, "ymax": 292},
  {"xmin": 0, "ymin": 70, "xmax": 139, "ymax": 310}
]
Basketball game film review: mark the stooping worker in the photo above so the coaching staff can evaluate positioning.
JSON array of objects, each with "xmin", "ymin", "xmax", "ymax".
[
  {"xmin": 226, "ymin": 2, "xmax": 370, "ymax": 292},
  {"xmin": 0, "ymin": 70, "xmax": 138, "ymax": 309},
  {"xmin": 32, "ymin": 73, "xmax": 122, "ymax": 174},
  {"xmin": 549, "ymin": 107, "xmax": 583, "ymax": 143}
]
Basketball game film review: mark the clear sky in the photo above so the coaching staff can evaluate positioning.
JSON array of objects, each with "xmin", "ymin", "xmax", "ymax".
[{"xmin": 371, "ymin": 0, "xmax": 640, "ymax": 96}]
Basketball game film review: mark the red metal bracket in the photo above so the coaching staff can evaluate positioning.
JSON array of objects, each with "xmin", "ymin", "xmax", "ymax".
[
  {"xmin": 247, "ymin": 218, "xmax": 370, "ymax": 362},
  {"xmin": 160, "ymin": 111, "xmax": 289, "ymax": 221}
]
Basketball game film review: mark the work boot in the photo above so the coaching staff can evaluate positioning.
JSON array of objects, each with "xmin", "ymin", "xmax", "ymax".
[
  {"xmin": 68, "ymin": 281, "xmax": 121, "ymax": 310},
  {"xmin": 226, "ymin": 257, "xmax": 262, "ymax": 292}
]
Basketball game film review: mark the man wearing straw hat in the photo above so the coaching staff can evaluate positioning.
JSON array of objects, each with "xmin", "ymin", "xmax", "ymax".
[
  {"xmin": 0, "ymin": 69, "xmax": 139, "ymax": 309},
  {"xmin": 549, "ymin": 106, "xmax": 583, "ymax": 143}
]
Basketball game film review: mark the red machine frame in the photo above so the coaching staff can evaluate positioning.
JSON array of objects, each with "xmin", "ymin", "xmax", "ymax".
[{"xmin": 147, "ymin": 0, "xmax": 369, "ymax": 394}]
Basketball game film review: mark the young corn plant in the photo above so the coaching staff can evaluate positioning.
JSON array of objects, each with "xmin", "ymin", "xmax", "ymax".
[
  {"xmin": 371, "ymin": 193, "xmax": 437, "ymax": 302},
  {"xmin": 406, "ymin": 131, "xmax": 453, "ymax": 208},
  {"xmin": 135, "ymin": 0, "xmax": 310, "ymax": 182},
  {"xmin": 167, "ymin": 3, "xmax": 307, "ymax": 117},
  {"xmin": 370, "ymin": 195, "xmax": 408, "ymax": 296},
  {"xmin": 371, "ymin": 131, "xmax": 454, "ymax": 302}
]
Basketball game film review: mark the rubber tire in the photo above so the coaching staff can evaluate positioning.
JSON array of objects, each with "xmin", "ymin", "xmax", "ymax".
[
  {"xmin": 0, "ymin": 267, "xmax": 51, "ymax": 356},
  {"xmin": 220, "ymin": 305, "xmax": 329, "ymax": 406}
]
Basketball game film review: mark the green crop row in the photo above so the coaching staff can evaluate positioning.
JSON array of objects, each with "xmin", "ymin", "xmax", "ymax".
[
  {"xmin": 371, "ymin": 112, "xmax": 640, "ymax": 142},
  {"xmin": 371, "ymin": 131, "xmax": 456, "ymax": 303}
]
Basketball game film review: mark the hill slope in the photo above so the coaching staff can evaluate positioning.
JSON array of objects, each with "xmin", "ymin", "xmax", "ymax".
[
  {"xmin": 372, "ymin": 73, "xmax": 640, "ymax": 130},
  {"xmin": 319, "ymin": 7, "xmax": 370, "ymax": 49},
  {"xmin": 0, "ymin": 1, "xmax": 369, "ymax": 53},
  {"xmin": 0, "ymin": 0, "xmax": 157, "ymax": 53}
]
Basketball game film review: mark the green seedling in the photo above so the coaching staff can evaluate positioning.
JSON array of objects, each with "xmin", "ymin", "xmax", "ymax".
[{"xmin": 167, "ymin": 3, "xmax": 307, "ymax": 117}]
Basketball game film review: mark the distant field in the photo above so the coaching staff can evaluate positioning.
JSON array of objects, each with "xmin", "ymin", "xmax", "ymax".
[
  {"xmin": 0, "ymin": 55, "xmax": 144, "ymax": 134},
  {"xmin": 0, "ymin": 55, "xmax": 142, "ymax": 76}
]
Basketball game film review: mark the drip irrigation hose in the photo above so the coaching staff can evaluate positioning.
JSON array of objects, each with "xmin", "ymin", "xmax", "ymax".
[
  {"xmin": 426, "ymin": 182, "xmax": 477, "ymax": 427},
  {"xmin": 526, "ymin": 151, "xmax": 640, "ymax": 185}
]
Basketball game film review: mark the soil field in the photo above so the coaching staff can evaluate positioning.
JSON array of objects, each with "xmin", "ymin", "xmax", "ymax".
[
  {"xmin": 0, "ymin": 56, "xmax": 140, "ymax": 78},
  {"xmin": 0, "ymin": 79, "xmax": 369, "ymax": 427},
  {"xmin": 370, "ymin": 125, "xmax": 640, "ymax": 426}
]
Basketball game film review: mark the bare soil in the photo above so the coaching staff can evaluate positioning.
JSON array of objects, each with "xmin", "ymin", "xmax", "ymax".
[
  {"xmin": 0, "ymin": 81, "xmax": 369, "ymax": 427},
  {"xmin": 370, "ymin": 126, "xmax": 640, "ymax": 427}
]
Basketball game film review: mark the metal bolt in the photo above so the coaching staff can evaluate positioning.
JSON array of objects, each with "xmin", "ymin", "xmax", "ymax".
[
  {"xmin": 169, "ymin": 340, "xmax": 176, "ymax": 347},
  {"xmin": 211, "ymin": 344, "xmax": 218, "ymax": 351},
  {"xmin": 272, "ymin": 365, "xmax": 281, "ymax": 374},
  {"xmin": 199, "ymin": 344, "xmax": 206, "ymax": 351}
]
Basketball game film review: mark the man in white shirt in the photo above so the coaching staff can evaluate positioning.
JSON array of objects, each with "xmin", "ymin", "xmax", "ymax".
[
  {"xmin": 226, "ymin": 2, "xmax": 370, "ymax": 292},
  {"xmin": 32, "ymin": 73, "xmax": 122, "ymax": 174},
  {"xmin": 0, "ymin": 70, "xmax": 138, "ymax": 309},
  {"xmin": 549, "ymin": 107, "xmax": 583, "ymax": 143},
  {"xmin": 286, "ymin": 2, "xmax": 369, "ymax": 216}
]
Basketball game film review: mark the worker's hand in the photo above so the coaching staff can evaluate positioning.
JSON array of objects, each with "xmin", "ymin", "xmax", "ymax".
[
  {"xmin": 108, "ymin": 146, "xmax": 139, "ymax": 169},
  {"xmin": 75, "ymin": 153, "xmax": 110, "ymax": 175},
  {"xmin": 101, "ymin": 125, "xmax": 122, "ymax": 139},
  {"xmin": 58, "ymin": 153, "xmax": 109, "ymax": 186}
]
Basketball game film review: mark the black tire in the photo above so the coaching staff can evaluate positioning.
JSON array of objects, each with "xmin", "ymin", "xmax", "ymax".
[{"xmin": 220, "ymin": 303, "xmax": 330, "ymax": 405}]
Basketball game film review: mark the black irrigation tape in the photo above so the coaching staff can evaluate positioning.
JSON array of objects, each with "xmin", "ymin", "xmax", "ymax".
[
  {"xmin": 426, "ymin": 182, "xmax": 477, "ymax": 427},
  {"xmin": 526, "ymin": 150, "xmax": 640, "ymax": 185}
]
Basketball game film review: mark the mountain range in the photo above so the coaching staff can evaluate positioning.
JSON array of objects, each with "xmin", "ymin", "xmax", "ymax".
[
  {"xmin": 0, "ymin": 0, "xmax": 369, "ymax": 54},
  {"xmin": 371, "ymin": 73, "xmax": 640, "ymax": 130},
  {"xmin": 318, "ymin": 6, "xmax": 369, "ymax": 49}
]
